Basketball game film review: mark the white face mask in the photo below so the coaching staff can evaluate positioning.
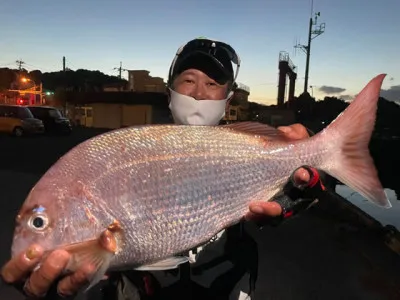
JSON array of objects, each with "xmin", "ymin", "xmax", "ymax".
[{"xmin": 168, "ymin": 88, "xmax": 233, "ymax": 126}]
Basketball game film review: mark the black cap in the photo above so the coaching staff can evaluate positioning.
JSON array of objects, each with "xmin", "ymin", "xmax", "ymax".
[{"xmin": 169, "ymin": 38, "xmax": 237, "ymax": 85}]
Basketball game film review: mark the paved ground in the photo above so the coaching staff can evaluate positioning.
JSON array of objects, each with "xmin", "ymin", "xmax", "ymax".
[{"xmin": 1, "ymin": 128, "xmax": 400, "ymax": 300}]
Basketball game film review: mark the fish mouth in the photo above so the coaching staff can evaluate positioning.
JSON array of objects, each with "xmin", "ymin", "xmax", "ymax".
[{"xmin": 11, "ymin": 237, "xmax": 31, "ymax": 258}]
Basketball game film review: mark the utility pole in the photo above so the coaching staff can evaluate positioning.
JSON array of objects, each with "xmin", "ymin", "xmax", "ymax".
[
  {"xmin": 16, "ymin": 59, "xmax": 25, "ymax": 70},
  {"xmin": 114, "ymin": 61, "xmax": 127, "ymax": 79},
  {"xmin": 39, "ymin": 82, "xmax": 43, "ymax": 105},
  {"xmin": 295, "ymin": 1, "xmax": 325, "ymax": 94},
  {"xmin": 62, "ymin": 56, "xmax": 68, "ymax": 115}
]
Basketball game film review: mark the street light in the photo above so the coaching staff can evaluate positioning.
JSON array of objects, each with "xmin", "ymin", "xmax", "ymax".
[{"xmin": 19, "ymin": 77, "xmax": 43, "ymax": 104}]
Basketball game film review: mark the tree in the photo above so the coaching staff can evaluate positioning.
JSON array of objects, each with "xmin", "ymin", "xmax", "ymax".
[
  {"xmin": 0, "ymin": 68, "xmax": 17, "ymax": 90},
  {"xmin": 0, "ymin": 67, "xmax": 127, "ymax": 92}
]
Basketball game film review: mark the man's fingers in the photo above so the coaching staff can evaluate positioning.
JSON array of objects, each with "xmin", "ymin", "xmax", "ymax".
[
  {"xmin": 246, "ymin": 201, "xmax": 282, "ymax": 220},
  {"xmin": 57, "ymin": 264, "xmax": 95, "ymax": 297},
  {"xmin": 278, "ymin": 124, "xmax": 310, "ymax": 140},
  {"xmin": 24, "ymin": 250, "xmax": 70, "ymax": 297},
  {"xmin": 293, "ymin": 167, "xmax": 311, "ymax": 185},
  {"xmin": 1, "ymin": 245, "xmax": 43, "ymax": 283}
]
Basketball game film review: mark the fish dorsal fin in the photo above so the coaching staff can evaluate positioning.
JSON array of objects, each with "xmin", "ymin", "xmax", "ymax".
[{"xmin": 222, "ymin": 121, "xmax": 288, "ymax": 142}]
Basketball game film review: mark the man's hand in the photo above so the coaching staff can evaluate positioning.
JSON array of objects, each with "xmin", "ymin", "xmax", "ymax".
[
  {"xmin": 1, "ymin": 245, "xmax": 93, "ymax": 298},
  {"xmin": 245, "ymin": 123, "xmax": 312, "ymax": 221}
]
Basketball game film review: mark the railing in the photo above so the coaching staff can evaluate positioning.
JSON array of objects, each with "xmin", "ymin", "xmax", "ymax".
[{"xmin": 279, "ymin": 51, "xmax": 296, "ymax": 71}]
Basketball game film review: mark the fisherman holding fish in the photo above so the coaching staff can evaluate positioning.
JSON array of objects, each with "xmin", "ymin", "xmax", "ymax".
[{"xmin": 1, "ymin": 37, "xmax": 346, "ymax": 300}]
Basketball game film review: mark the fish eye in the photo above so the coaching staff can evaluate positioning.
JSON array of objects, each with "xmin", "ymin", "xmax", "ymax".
[{"xmin": 28, "ymin": 214, "xmax": 49, "ymax": 231}]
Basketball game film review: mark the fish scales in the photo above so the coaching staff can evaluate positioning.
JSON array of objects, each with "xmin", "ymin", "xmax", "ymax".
[{"xmin": 36, "ymin": 126, "xmax": 321, "ymax": 268}]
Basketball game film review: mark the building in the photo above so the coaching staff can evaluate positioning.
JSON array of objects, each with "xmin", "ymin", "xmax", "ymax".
[
  {"xmin": 60, "ymin": 91, "xmax": 172, "ymax": 129},
  {"xmin": 223, "ymin": 82, "xmax": 250, "ymax": 122},
  {"xmin": 128, "ymin": 70, "xmax": 166, "ymax": 93},
  {"xmin": 4, "ymin": 75, "xmax": 44, "ymax": 105},
  {"xmin": 103, "ymin": 82, "xmax": 128, "ymax": 92},
  {"xmin": 60, "ymin": 80, "xmax": 255, "ymax": 128}
]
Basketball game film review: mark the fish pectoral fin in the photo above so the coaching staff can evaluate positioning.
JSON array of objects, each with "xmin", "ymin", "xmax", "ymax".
[
  {"xmin": 134, "ymin": 256, "xmax": 190, "ymax": 271},
  {"xmin": 62, "ymin": 229, "xmax": 118, "ymax": 291},
  {"xmin": 84, "ymin": 252, "xmax": 113, "ymax": 292}
]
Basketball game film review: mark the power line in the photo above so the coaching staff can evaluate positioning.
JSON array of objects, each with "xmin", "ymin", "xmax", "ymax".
[
  {"xmin": 0, "ymin": 61, "xmax": 16, "ymax": 67},
  {"xmin": 24, "ymin": 63, "xmax": 54, "ymax": 72}
]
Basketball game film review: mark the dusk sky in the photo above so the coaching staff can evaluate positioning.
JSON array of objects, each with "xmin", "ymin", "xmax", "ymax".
[{"xmin": 1, "ymin": 0, "xmax": 399, "ymax": 105}]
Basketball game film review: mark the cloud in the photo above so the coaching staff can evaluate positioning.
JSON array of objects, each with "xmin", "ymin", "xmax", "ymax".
[
  {"xmin": 318, "ymin": 86, "xmax": 346, "ymax": 94},
  {"xmin": 381, "ymin": 85, "xmax": 400, "ymax": 103},
  {"xmin": 339, "ymin": 94, "xmax": 353, "ymax": 101}
]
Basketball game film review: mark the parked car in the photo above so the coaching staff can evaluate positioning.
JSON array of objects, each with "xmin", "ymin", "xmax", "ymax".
[
  {"xmin": 26, "ymin": 105, "xmax": 72, "ymax": 135},
  {"xmin": 0, "ymin": 104, "xmax": 44, "ymax": 137}
]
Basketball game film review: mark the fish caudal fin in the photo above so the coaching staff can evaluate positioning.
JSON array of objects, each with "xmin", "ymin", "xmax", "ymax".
[{"xmin": 321, "ymin": 74, "xmax": 391, "ymax": 208}]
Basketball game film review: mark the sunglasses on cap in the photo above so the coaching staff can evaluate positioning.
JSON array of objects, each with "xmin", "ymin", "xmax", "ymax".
[{"xmin": 168, "ymin": 37, "xmax": 241, "ymax": 85}]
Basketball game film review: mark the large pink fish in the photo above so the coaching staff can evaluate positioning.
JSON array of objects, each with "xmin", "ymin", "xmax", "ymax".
[{"xmin": 11, "ymin": 74, "xmax": 391, "ymax": 290}]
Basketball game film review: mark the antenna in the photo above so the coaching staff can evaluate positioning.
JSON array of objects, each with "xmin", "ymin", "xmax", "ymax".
[
  {"xmin": 310, "ymin": 0, "xmax": 314, "ymax": 17},
  {"xmin": 293, "ymin": 37, "xmax": 300, "ymax": 57},
  {"xmin": 292, "ymin": 37, "xmax": 296, "ymax": 57}
]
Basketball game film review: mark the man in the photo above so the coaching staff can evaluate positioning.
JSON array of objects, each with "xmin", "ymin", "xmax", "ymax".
[{"xmin": 1, "ymin": 37, "xmax": 320, "ymax": 299}]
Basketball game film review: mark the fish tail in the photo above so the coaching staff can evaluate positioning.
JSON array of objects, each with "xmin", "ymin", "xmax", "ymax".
[{"xmin": 318, "ymin": 74, "xmax": 391, "ymax": 208}]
